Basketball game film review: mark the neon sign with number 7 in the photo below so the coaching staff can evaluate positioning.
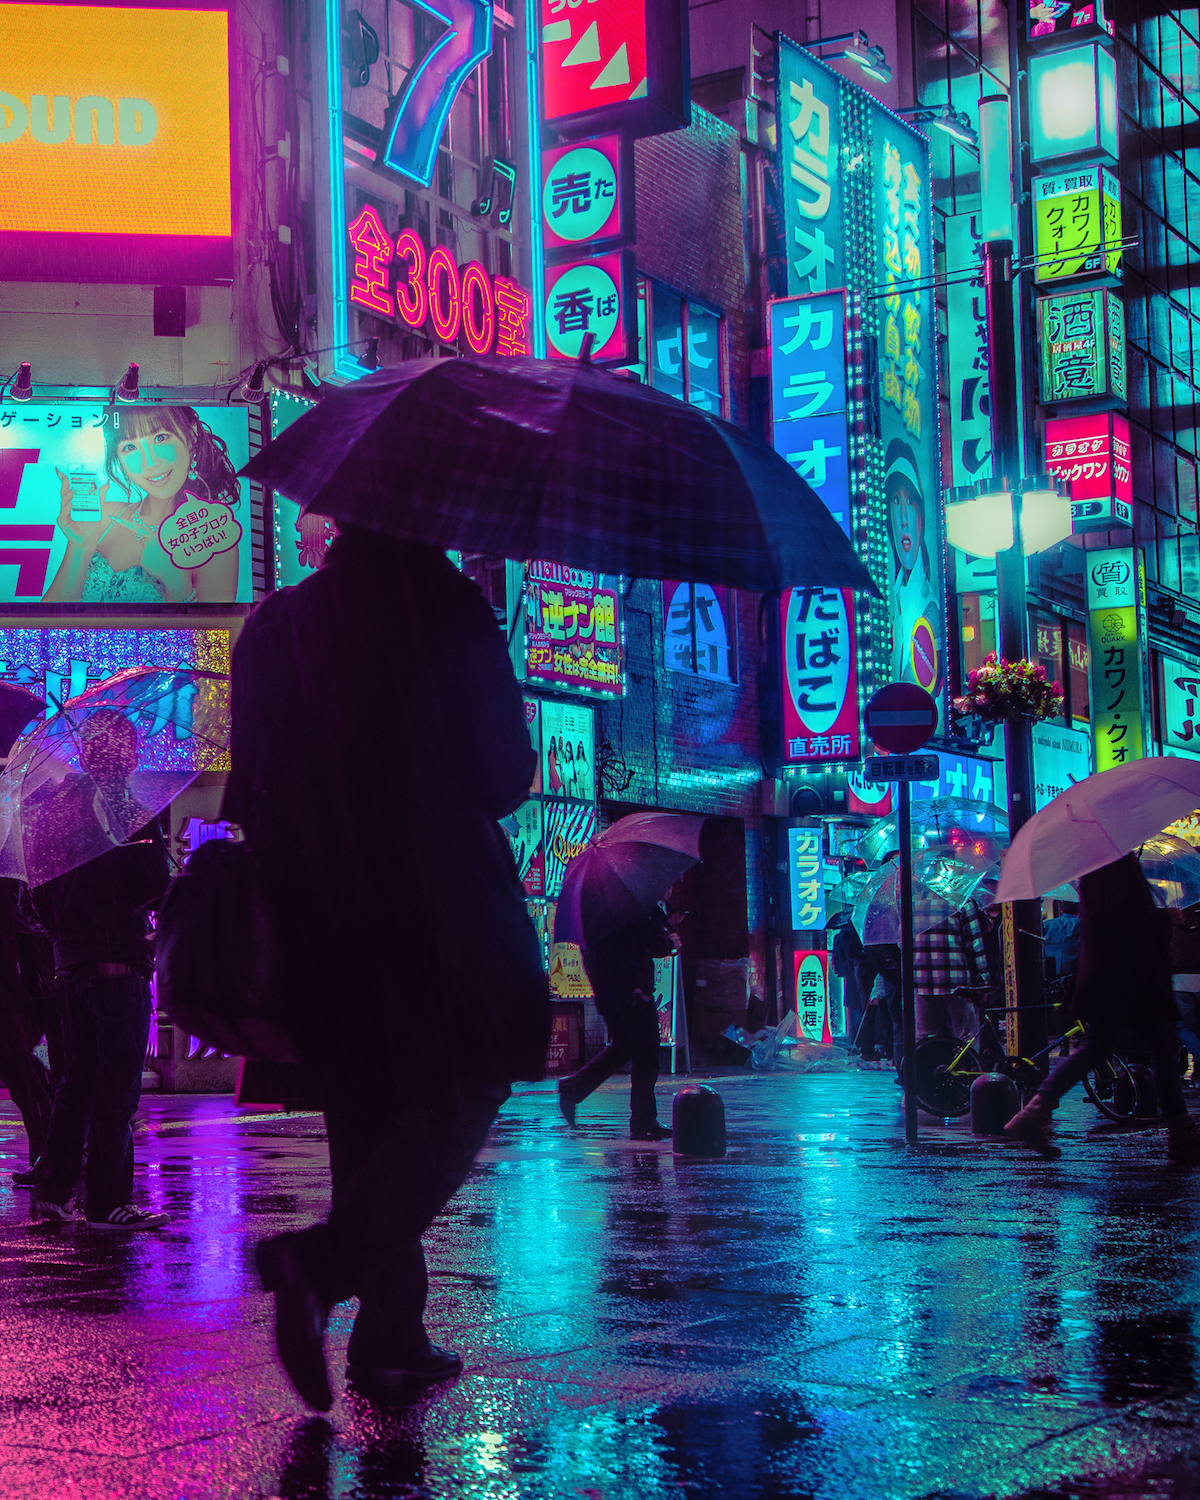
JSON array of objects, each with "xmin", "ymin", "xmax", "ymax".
[{"xmin": 380, "ymin": 0, "xmax": 494, "ymax": 187}]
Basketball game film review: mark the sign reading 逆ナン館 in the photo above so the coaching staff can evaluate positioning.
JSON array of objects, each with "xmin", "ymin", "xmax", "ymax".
[{"xmin": 525, "ymin": 560, "xmax": 623, "ymax": 698}]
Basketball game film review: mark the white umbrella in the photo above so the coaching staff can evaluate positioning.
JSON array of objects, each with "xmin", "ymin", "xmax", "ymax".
[{"xmin": 996, "ymin": 758, "xmax": 1200, "ymax": 902}]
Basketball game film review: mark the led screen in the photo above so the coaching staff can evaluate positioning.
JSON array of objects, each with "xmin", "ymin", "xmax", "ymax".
[{"xmin": 0, "ymin": 1, "xmax": 233, "ymax": 280}]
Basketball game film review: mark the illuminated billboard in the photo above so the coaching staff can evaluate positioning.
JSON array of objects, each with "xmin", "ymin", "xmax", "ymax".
[
  {"xmin": 0, "ymin": 404, "xmax": 253, "ymax": 604},
  {"xmin": 1033, "ymin": 165, "xmax": 1122, "ymax": 283},
  {"xmin": 769, "ymin": 291, "xmax": 851, "ymax": 537},
  {"xmin": 525, "ymin": 559, "xmax": 623, "ymax": 697},
  {"xmin": 0, "ymin": 0, "xmax": 233, "ymax": 282}
]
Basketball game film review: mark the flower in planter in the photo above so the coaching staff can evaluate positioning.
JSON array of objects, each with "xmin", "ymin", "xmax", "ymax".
[{"xmin": 952, "ymin": 653, "xmax": 1064, "ymax": 728}]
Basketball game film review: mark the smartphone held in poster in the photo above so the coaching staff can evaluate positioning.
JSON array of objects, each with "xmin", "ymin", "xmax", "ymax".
[{"xmin": 0, "ymin": 404, "xmax": 252, "ymax": 604}]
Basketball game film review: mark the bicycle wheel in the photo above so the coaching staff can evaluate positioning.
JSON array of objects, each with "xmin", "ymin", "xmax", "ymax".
[
  {"xmin": 909, "ymin": 1035, "xmax": 978, "ymax": 1118},
  {"xmin": 1083, "ymin": 1051, "xmax": 1141, "ymax": 1122}
]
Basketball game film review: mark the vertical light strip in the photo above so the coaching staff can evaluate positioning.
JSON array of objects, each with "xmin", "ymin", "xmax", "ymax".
[{"xmin": 525, "ymin": 0, "xmax": 546, "ymax": 356}]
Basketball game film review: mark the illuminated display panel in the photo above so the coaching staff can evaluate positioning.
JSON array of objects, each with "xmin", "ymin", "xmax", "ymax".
[{"xmin": 0, "ymin": 0, "xmax": 233, "ymax": 282}]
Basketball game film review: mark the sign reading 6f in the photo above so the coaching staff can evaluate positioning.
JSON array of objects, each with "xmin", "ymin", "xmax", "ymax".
[{"xmin": 379, "ymin": 0, "xmax": 493, "ymax": 187}]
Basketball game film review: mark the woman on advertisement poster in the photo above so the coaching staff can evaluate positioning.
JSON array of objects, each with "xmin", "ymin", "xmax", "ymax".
[
  {"xmin": 45, "ymin": 407, "xmax": 242, "ymax": 604},
  {"xmin": 885, "ymin": 437, "xmax": 942, "ymax": 697}
]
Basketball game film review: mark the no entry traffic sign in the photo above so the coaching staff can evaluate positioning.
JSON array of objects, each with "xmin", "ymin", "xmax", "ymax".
[{"xmin": 864, "ymin": 683, "xmax": 939, "ymax": 755}]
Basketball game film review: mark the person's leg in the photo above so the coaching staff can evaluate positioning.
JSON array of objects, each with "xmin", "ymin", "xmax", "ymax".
[
  {"xmin": 877, "ymin": 998, "xmax": 894, "ymax": 1061},
  {"xmin": 0, "ymin": 1007, "xmax": 53, "ymax": 1160},
  {"xmin": 1145, "ymin": 1019, "xmax": 1187, "ymax": 1119},
  {"xmin": 1174, "ymin": 992, "xmax": 1200, "ymax": 1063},
  {"xmin": 80, "ymin": 974, "xmax": 152, "ymax": 1221},
  {"xmin": 37, "ymin": 977, "xmax": 97, "ymax": 1209},
  {"xmin": 559, "ymin": 1002, "xmax": 633, "ymax": 1111},
  {"xmin": 885, "ymin": 981, "xmax": 904, "ymax": 1080},
  {"xmin": 915, "ymin": 991, "xmax": 949, "ymax": 1039},
  {"xmin": 1005, "ymin": 1025, "xmax": 1113, "ymax": 1157},
  {"xmin": 627, "ymin": 993, "xmax": 663, "ymax": 1133}
]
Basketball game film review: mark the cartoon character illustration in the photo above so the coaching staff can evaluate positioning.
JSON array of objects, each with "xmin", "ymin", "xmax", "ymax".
[
  {"xmin": 884, "ymin": 437, "xmax": 941, "ymax": 695},
  {"xmin": 46, "ymin": 406, "xmax": 241, "ymax": 604}
]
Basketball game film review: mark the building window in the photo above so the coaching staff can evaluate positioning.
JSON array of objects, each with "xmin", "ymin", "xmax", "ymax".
[
  {"xmin": 662, "ymin": 581, "xmax": 738, "ymax": 683},
  {"xmin": 620, "ymin": 279, "xmax": 727, "ymax": 417}
]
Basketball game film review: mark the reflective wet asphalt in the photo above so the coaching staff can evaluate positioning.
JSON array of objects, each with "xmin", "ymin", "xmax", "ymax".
[{"xmin": 0, "ymin": 1068, "xmax": 1198, "ymax": 1500}]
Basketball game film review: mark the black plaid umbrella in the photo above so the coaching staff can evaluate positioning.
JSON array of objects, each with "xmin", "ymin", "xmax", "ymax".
[{"xmin": 240, "ymin": 355, "xmax": 877, "ymax": 594}]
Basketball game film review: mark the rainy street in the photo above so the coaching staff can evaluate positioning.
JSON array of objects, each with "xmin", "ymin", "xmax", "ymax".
[{"xmin": 1, "ymin": 1069, "xmax": 1198, "ymax": 1500}]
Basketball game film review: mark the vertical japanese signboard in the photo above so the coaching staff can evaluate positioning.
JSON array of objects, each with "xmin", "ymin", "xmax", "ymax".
[
  {"xmin": 544, "ymin": 249, "xmax": 637, "ymax": 362},
  {"xmin": 1033, "ymin": 166, "xmax": 1122, "ymax": 283},
  {"xmin": 769, "ymin": 292, "xmax": 852, "ymax": 536},
  {"xmin": 874, "ymin": 115, "xmax": 945, "ymax": 716},
  {"xmin": 944, "ymin": 214, "xmax": 991, "ymax": 488},
  {"xmin": 1037, "ymin": 287, "xmax": 1126, "ymax": 402},
  {"xmin": 525, "ymin": 560, "xmax": 623, "ymax": 696},
  {"xmin": 780, "ymin": 585, "xmax": 860, "ymax": 764},
  {"xmin": 788, "ymin": 827, "xmax": 826, "ymax": 929},
  {"xmin": 775, "ymin": 41, "xmax": 842, "ymax": 296},
  {"xmin": 1085, "ymin": 548, "xmax": 1148, "ymax": 769},
  {"xmin": 1045, "ymin": 412, "xmax": 1133, "ymax": 532},
  {"xmin": 1160, "ymin": 656, "xmax": 1200, "ymax": 757},
  {"xmin": 541, "ymin": 134, "xmax": 629, "ymax": 254},
  {"xmin": 793, "ymin": 949, "xmax": 832, "ymax": 1041}
]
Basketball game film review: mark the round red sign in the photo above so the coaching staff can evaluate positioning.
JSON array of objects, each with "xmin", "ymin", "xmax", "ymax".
[{"xmin": 864, "ymin": 682, "xmax": 939, "ymax": 755}]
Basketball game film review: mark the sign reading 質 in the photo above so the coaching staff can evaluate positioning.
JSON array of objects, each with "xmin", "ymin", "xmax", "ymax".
[
  {"xmin": 541, "ymin": 134, "xmax": 628, "ymax": 254},
  {"xmin": 776, "ymin": 38, "xmax": 842, "ymax": 296},
  {"xmin": 544, "ymin": 249, "xmax": 635, "ymax": 362},
  {"xmin": 769, "ymin": 291, "xmax": 852, "ymax": 537},
  {"xmin": 1033, "ymin": 166, "xmax": 1122, "ymax": 283},
  {"xmin": 525, "ymin": 560, "xmax": 623, "ymax": 697},
  {"xmin": 788, "ymin": 827, "xmax": 826, "ymax": 930},
  {"xmin": 793, "ymin": 949, "xmax": 831, "ymax": 1040},
  {"xmin": 780, "ymin": 585, "xmax": 859, "ymax": 764},
  {"xmin": 1037, "ymin": 287, "xmax": 1126, "ymax": 402}
]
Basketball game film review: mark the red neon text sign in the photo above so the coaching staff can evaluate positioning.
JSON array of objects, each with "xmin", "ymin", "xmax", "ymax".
[{"xmin": 348, "ymin": 207, "xmax": 530, "ymax": 355}]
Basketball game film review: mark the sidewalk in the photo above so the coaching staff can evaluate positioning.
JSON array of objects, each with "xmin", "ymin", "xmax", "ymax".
[{"xmin": 0, "ymin": 1070, "xmax": 1197, "ymax": 1499}]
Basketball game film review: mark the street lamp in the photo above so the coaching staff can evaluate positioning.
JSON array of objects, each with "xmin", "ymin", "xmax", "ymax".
[
  {"xmin": 896, "ymin": 102, "xmax": 978, "ymax": 150},
  {"xmin": 1028, "ymin": 41, "xmax": 1118, "ymax": 164},
  {"xmin": 803, "ymin": 31, "xmax": 892, "ymax": 84},
  {"xmin": 945, "ymin": 472, "xmax": 1073, "ymax": 559}
]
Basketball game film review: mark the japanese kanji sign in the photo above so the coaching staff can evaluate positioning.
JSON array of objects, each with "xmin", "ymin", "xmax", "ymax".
[
  {"xmin": 541, "ymin": 134, "xmax": 627, "ymax": 254},
  {"xmin": 543, "ymin": 249, "xmax": 635, "ymax": 362},
  {"xmin": 1160, "ymin": 654, "xmax": 1200, "ymax": 757},
  {"xmin": 793, "ymin": 949, "xmax": 831, "ymax": 1039},
  {"xmin": 1045, "ymin": 412, "xmax": 1132, "ymax": 526},
  {"xmin": 661, "ymin": 581, "xmax": 737, "ymax": 681},
  {"xmin": 944, "ymin": 214, "xmax": 992, "ymax": 489},
  {"xmin": 775, "ymin": 37, "xmax": 843, "ymax": 296},
  {"xmin": 1037, "ymin": 287, "xmax": 1126, "ymax": 402},
  {"xmin": 1085, "ymin": 548, "xmax": 1147, "ymax": 769},
  {"xmin": 502, "ymin": 798, "xmax": 546, "ymax": 896},
  {"xmin": 0, "ymin": 403, "xmax": 252, "ymax": 604},
  {"xmin": 780, "ymin": 585, "xmax": 860, "ymax": 764},
  {"xmin": 788, "ymin": 828, "xmax": 826, "ymax": 930},
  {"xmin": 525, "ymin": 560, "xmax": 623, "ymax": 697},
  {"xmin": 1033, "ymin": 166, "xmax": 1122, "ymax": 283},
  {"xmin": 769, "ymin": 291, "xmax": 852, "ymax": 537}
]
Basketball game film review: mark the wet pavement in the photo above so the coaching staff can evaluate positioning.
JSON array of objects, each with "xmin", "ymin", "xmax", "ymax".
[{"xmin": 0, "ymin": 1069, "xmax": 1198, "ymax": 1500}]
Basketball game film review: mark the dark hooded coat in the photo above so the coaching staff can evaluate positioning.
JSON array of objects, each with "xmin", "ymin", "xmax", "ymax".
[{"xmin": 1074, "ymin": 854, "xmax": 1176, "ymax": 1029}]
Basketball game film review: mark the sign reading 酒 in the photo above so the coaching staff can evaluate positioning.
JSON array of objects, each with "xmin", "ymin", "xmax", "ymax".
[
  {"xmin": 1037, "ymin": 287, "xmax": 1126, "ymax": 402},
  {"xmin": 776, "ymin": 37, "xmax": 842, "ymax": 297},
  {"xmin": 525, "ymin": 560, "xmax": 623, "ymax": 697},
  {"xmin": 780, "ymin": 585, "xmax": 860, "ymax": 764},
  {"xmin": 770, "ymin": 291, "xmax": 852, "ymax": 537}
]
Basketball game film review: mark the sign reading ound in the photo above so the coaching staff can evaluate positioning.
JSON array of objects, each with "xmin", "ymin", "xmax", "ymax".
[
  {"xmin": 780, "ymin": 585, "xmax": 859, "ymax": 765},
  {"xmin": 770, "ymin": 291, "xmax": 852, "ymax": 537},
  {"xmin": 541, "ymin": 135, "xmax": 623, "ymax": 251},
  {"xmin": 1033, "ymin": 166, "xmax": 1122, "ymax": 283},
  {"xmin": 775, "ymin": 38, "xmax": 842, "ymax": 296}
]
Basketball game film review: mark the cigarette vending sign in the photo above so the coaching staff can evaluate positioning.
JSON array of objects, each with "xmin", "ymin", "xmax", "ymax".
[
  {"xmin": 780, "ymin": 585, "xmax": 860, "ymax": 764},
  {"xmin": 544, "ymin": 248, "xmax": 636, "ymax": 362},
  {"xmin": 793, "ymin": 949, "xmax": 832, "ymax": 1042}
]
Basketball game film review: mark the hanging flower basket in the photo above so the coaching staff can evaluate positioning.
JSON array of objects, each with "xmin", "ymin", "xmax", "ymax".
[{"xmin": 951, "ymin": 653, "xmax": 1064, "ymax": 732}]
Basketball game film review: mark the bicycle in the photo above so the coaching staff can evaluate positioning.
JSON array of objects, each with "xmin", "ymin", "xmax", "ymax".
[{"xmin": 908, "ymin": 986, "xmax": 1145, "ymax": 1122}]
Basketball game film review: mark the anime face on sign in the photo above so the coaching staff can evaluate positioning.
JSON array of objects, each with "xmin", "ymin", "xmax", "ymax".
[{"xmin": 889, "ymin": 480, "xmax": 925, "ymax": 582}]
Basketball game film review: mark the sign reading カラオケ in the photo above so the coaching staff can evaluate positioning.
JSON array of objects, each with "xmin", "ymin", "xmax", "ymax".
[
  {"xmin": 788, "ymin": 827, "xmax": 826, "ymax": 930},
  {"xmin": 0, "ymin": 404, "xmax": 252, "ymax": 604},
  {"xmin": 770, "ymin": 292, "xmax": 852, "ymax": 537}
]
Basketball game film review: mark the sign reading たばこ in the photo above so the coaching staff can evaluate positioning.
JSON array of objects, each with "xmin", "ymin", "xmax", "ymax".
[{"xmin": 780, "ymin": 586, "xmax": 859, "ymax": 764}]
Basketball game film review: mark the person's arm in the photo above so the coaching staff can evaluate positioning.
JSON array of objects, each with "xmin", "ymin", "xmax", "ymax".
[
  {"xmin": 43, "ymin": 473, "xmax": 111, "ymax": 602},
  {"xmin": 191, "ymin": 545, "xmax": 240, "ymax": 603}
]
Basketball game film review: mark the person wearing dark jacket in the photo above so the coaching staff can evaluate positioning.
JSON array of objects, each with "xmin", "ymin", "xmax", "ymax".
[
  {"xmin": 1005, "ymin": 854, "xmax": 1200, "ymax": 1162},
  {"xmin": 557, "ymin": 907, "xmax": 678, "ymax": 1138},
  {"xmin": 0, "ymin": 878, "xmax": 56, "ymax": 1172},
  {"xmin": 30, "ymin": 783, "xmax": 170, "ymax": 1228},
  {"xmin": 221, "ymin": 527, "xmax": 549, "ymax": 1411}
]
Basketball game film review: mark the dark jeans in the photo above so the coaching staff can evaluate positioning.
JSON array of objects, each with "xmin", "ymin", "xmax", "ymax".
[
  {"xmin": 1039, "ymin": 1019, "xmax": 1186, "ymax": 1118},
  {"xmin": 289, "ymin": 1076, "xmax": 507, "ymax": 1367},
  {"xmin": 1175, "ymin": 990, "xmax": 1200, "ymax": 1060},
  {"xmin": 40, "ymin": 971, "xmax": 151, "ymax": 1218},
  {"xmin": 858, "ymin": 999, "xmax": 893, "ymax": 1059},
  {"xmin": 0, "ymin": 996, "xmax": 54, "ymax": 1159},
  {"xmin": 563, "ymin": 991, "xmax": 662, "ymax": 1130}
]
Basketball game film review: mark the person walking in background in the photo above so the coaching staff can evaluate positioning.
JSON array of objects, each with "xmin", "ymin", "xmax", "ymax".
[
  {"xmin": 1006, "ymin": 854, "xmax": 1200, "ymax": 1162},
  {"xmin": 1043, "ymin": 901, "xmax": 1081, "ymax": 986},
  {"xmin": 913, "ymin": 900, "xmax": 992, "ymax": 1044},
  {"xmin": 223, "ymin": 525, "xmax": 548, "ymax": 1411},
  {"xmin": 1169, "ymin": 909, "xmax": 1200, "ymax": 1088},
  {"xmin": 557, "ymin": 907, "xmax": 679, "ymax": 1140},
  {"xmin": 864, "ymin": 943, "xmax": 902, "ymax": 1076},
  {"xmin": 0, "ymin": 877, "xmax": 57, "ymax": 1180}
]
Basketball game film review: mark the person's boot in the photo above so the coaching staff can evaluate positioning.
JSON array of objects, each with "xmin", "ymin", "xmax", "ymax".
[
  {"xmin": 1004, "ymin": 1092, "xmax": 1061, "ymax": 1159},
  {"xmin": 256, "ymin": 1233, "xmax": 333, "ymax": 1412},
  {"xmin": 557, "ymin": 1080, "xmax": 578, "ymax": 1127},
  {"xmin": 1166, "ymin": 1110, "xmax": 1200, "ymax": 1166}
]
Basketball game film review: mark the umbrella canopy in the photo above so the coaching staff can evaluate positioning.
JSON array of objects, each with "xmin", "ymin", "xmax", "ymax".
[
  {"xmin": 240, "ymin": 355, "xmax": 877, "ymax": 595},
  {"xmin": 1140, "ymin": 831, "xmax": 1200, "ymax": 909},
  {"xmin": 853, "ymin": 848, "xmax": 989, "ymax": 945},
  {"xmin": 0, "ymin": 666, "xmax": 230, "ymax": 886},
  {"xmin": 857, "ymin": 795, "xmax": 1008, "ymax": 869},
  {"xmin": 0, "ymin": 683, "xmax": 46, "ymax": 757},
  {"xmin": 996, "ymin": 758, "xmax": 1200, "ymax": 902},
  {"xmin": 553, "ymin": 811, "xmax": 704, "ymax": 951}
]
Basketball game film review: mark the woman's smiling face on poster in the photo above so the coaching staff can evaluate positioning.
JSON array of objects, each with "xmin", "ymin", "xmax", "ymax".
[
  {"xmin": 889, "ymin": 482, "xmax": 923, "ymax": 569},
  {"xmin": 116, "ymin": 428, "xmax": 191, "ymax": 503}
]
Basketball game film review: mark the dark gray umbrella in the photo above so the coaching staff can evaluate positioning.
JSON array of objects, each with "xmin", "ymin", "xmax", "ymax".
[{"xmin": 240, "ymin": 355, "xmax": 877, "ymax": 594}]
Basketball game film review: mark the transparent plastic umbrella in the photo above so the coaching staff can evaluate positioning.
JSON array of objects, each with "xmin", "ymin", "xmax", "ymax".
[
  {"xmin": 0, "ymin": 666, "xmax": 230, "ymax": 886},
  {"xmin": 852, "ymin": 849, "xmax": 989, "ymax": 945},
  {"xmin": 857, "ymin": 795, "xmax": 1008, "ymax": 870},
  {"xmin": 1140, "ymin": 831, "xmax": 1200, "ymax": 909}
]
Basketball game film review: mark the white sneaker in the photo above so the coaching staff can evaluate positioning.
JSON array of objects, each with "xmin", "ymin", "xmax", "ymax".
[
  {"xmin": 34, "ymin": 1197, "xmax": 75, "ymax": 1222},
  {"xmin": 86, "ymin": 1204, "xmax": 169, "ymax": 1230}
]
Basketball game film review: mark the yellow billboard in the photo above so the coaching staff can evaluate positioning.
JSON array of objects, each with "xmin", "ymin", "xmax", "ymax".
[
  {"xmin": 0, "ymin": 3, "xmax": 231, "ymax": 238},
  {"xmin": 1033, "ymin": 165, "xmax": 1121, "ymax": 284}
]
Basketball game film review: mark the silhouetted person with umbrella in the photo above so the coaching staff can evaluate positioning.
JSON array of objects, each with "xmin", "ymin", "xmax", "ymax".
[
  {"xmin": 1005, "ymin": 853, "xmax": 1200, "ymax": 1163},
  {"xmin": 223, "ymin": 525, "xmax": 548, "ymax": 1410}
]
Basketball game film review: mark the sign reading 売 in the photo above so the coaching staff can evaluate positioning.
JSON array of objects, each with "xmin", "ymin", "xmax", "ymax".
[
  {"xmin": 1037, "ymin": 287, "xmax": 1126, "ymax": 402},
  {"xmin": 793, "ymin": 949, "xmax": 831, "ymax": 1042},
  {"xmin": 541, "ymin": 134, "xmax": 628, "ymax": 254},
  {"xmin": 525, "ymin": 560, "xmax": 623, "ymax": 697},
  {"xmin": 0, "ymin": 404, "xmax": 253, "ymax": 604},
  {"xmin": 769, "ymin": 292, "xmax": 852, "ymax": 537},
  {"xmin": 944, "ymin": 214, "xmax": 992, "ymax": 488},
  {"xmin": 776, "ymin": 38, "xmax": 842, "ymax": 296},
  {"xmin": 0, "ymin": 2, "xmax": 232, "ymax": 283},
  {"xmin": 1085, "ymin": 548, "xmax": 1148, "ymax": 769},
  {"xmin": 780, "ymin": 585, "xmax": 860, "ymax": 764},
  {"xmin": 788, "ymin": 827, "xmax": 826, "ymax": 930},
  {"xmin": 1033, "ymin": 166, "xmax": 1122, "ymax": 284}
]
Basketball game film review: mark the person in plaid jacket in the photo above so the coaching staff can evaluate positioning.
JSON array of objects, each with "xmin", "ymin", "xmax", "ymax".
[{"xmin": 913, "ymin": 899, "xmax": 993, "ymax": 1042}]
